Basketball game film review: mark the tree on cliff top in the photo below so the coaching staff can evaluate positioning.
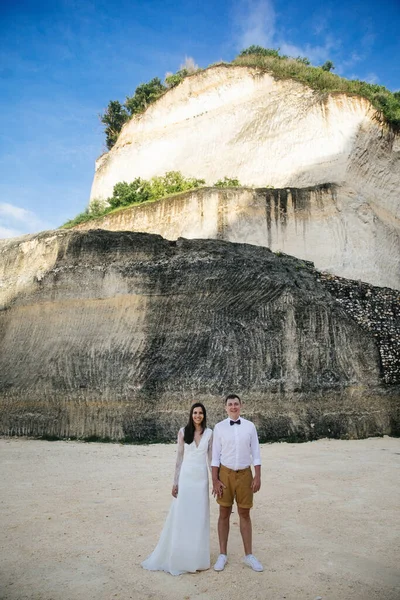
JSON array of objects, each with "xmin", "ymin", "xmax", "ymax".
[
  {"xmin": 100, "ymin": 63, "xmax": 200, "ymax": 149},
  {"xmin": 101, "ymin": 100, "xmax": 129, "ymax": 150},
  {"xmin": 125, "ymin": 77, "xmax": 166, "ymax": 115},
  {"xmin": 100, "ymin": 78, "xmax": 166, "ymax": 149},
  {"xmin": 321, "ymin": 60, "xmax": 335, "ymax": 72}
]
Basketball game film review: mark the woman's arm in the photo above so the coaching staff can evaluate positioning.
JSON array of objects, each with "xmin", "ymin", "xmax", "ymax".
[
  {"xmin": 207, "ymin": 430, "xmax": 213, "ymax": 471},
  {"xmin": 172, "ymin": 428, "xmax": 185, "ymax": 497},
  {"xmin": 211, "ymin": 425, "xmax": 226, "ymax": 498}
]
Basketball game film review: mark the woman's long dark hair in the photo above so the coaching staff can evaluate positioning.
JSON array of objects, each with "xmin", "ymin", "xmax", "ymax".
[{"xmin": 184, "ymin": 402, "xmax": 207, "ymax": 445}]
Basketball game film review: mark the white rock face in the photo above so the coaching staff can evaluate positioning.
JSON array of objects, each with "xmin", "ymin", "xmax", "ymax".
[
  {"xmin": 0, "ymin": 232, "xmax": 61, "ymax": 309},
  {"xmin": 90, "ymin": 65, "xmax": 397, "ymax": 197},
  {"xmin": 88, "ymin": 65, "xmax": 400, "ymax": 289},
  {"xmin": 80, "ymin": 185, "xmax": 400, "ymax": 290}
]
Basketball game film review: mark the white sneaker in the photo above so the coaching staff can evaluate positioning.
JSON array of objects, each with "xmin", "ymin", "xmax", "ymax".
[
  {"xmin": 243, "ymin": 554, "xmax": 263, "ymax": 572},
  {"xmin": 214, "ymin": 554, "xmax": 228, "ymax": 571}
]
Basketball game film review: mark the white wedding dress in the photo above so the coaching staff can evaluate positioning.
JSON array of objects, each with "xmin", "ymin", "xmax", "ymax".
[{"xmin": 141, "ymin": 427, "xmax": 213, "ymax": 576}]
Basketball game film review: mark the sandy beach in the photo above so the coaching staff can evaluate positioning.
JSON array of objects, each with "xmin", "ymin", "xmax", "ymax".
[{"xmin": 1, "ymin": 436, "xmax": 399, "ymax": 600}]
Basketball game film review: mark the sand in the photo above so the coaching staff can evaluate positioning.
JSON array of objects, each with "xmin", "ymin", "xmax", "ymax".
[{"xmin": 0, "ymin": 436, "xmax": 399, "ymax": 600}]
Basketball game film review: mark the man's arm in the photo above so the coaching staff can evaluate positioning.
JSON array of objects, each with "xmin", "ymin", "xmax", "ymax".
[
  {"xmin": 251, "ymin": 464, "xmax": 261, "ymax": 492},
  {"xmin": 212, "ymin": 466, "xmax": 225, "ymax": 497},
  {"xmin": 250, "ymin": 424, "xmax": 261, "ymax": 493}
]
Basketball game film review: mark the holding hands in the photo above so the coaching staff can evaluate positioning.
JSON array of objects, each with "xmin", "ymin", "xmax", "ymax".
[{"xmin": 212, "ymin": 478, "xmax": 226, "ymax": 498}]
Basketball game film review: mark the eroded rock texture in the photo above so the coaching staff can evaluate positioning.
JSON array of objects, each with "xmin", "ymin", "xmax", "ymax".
[
  {"xmin": 0, "ymin": 230, "xmax": 398, "ymax": 441},
  {"xmin": 87, "ymin": 66, "xmax": 400, "ymax": 291},
  {"xmin": 78, "ymin": 185, "xmax": 400, "ymax": 290},
  {"xmin": 90, "ymin": 66, "xmax": 399, "ymax": 204}
]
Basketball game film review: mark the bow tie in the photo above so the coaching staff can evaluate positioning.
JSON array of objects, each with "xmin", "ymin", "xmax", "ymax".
[{"xmin": 230, "ymin": 419, "xmax": 241, "ymax": 425}]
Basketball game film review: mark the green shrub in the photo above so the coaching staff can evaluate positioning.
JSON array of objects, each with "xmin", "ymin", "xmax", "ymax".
[
  {"xmin": 296, "ymin": 56, "xmax": 311, "ymax": 65},
  {"xmin": 108, "ymin": 179, "xmax": 152, "ymax": 209},
  {"xmin": 214, "ymin": 177, "xmax": 241, "ymax": 187},
  {"xmin": 107, "ymin": 171, "xmax": 206, "ymax": 210},
  {"xmin": 165, "ymin": 69, "xmax": 189, "ymax": 88},
  {"xmin": 89, "ymin": 198, "xmax": 108, "ymax": 216},
  {"xmin": 125, "ymin": 77, "xmax": 166, "ymax": 115},
  {"xmin": 149, "ymin": 171, "xmax": 205, "ymax": 198},
  {"xmin": 62, "ymin": 211, "xmax": 96, "ymax": 229},
  {"xmin": 239, "ymin": 46, "xmax": 282, "ymax": 58},
  {"xmin": 62, "ymin": 172, "xmax": 278, "ymax": 228}
]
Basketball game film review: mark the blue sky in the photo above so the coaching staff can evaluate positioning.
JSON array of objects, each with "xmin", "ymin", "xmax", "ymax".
[{"xmin": 0, "ymin": 0, "xmax": 399, "ymax": 238}]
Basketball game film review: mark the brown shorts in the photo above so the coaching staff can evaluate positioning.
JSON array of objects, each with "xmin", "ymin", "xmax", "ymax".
[{"xmin": 217, "ymin": 464, "xmax": 253, "ymax": 509}]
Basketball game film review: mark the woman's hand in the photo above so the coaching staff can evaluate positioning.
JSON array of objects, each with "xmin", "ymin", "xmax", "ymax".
[{"xmin": 172, "ymin": 484, "xmax": 178, "ymax": 498}]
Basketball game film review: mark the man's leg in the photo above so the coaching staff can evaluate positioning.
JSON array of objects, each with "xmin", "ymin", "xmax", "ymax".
[
  {"xmin": 214, "ymin": 505, "xmax": 232, "ymax": 571},
  {"xmin": 236, "ymin": 469, "xmax": 263, "ymax": 572},
  {"xmin": 238, "ymin": 507, "xmax": 252, "ymax": 555},
  {"xmin": 218, "ymin": 505, "xmax": 232, "ymax": 554},
  {"xmin": 238, "ymin": 506, "xmax": 263, "ymax": 571}
]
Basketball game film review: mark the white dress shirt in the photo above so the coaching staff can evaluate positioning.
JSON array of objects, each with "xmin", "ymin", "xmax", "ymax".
[{"xmin": 211, "ymin": 417, "xmax": 261, "ymax": 470}]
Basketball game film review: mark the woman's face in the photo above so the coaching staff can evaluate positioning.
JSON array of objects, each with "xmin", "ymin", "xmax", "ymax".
[{"xmin": 192, "ymin": 406, "xmax": 204, "ymax": 426}]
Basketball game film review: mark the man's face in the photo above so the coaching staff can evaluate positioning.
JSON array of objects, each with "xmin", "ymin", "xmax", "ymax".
[{"xmin": 225, "ymin": 398, "xmax": 241, "ymax": 420}]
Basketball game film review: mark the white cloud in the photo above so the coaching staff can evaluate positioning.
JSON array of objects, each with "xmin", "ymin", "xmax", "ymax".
[
  {"xmin": 346, "ymin": 72, "xmax": 380, "ymax": 84},
  {"xmin": 232, "ymin": 0, "xmax": 378, "ymax": 77},
  {"xmin": 312, "ymin": 16, "xmax": 328, "ymax": 37},
  {"xmin": 0, "ymin": 203, "xmax": 32, "ymax": 222},
  {"xmin": 234, "ymin": 0, "xmax": 276, "ymax": 50},
  {"xmin": 0, "ymin": 225, "xmax": 25, "ymax": 239},
  {"xmin": 364, "ymin": 73, "xmax": 379, "ymax": 84},
  {"xmin": 180, "ymin": 57, "xmax": 200, "ymax": 73},
  {"xmin": 233, "ymin": 1, "xmax": 336, "ymax": 66},
  {"xmin": 0, "ymin": 202, "xmax": 50, "ymax": 239},
  {"xmin": 361, "ymin": 31, "xmax": 376, "ymax": 53},
  {"xmin": 279, "ymin": 39, "xmax": 336, "ymax": 65},
  {"xmin": 342, "ymin": 52, "xmax": 363, "ymax": 68}
]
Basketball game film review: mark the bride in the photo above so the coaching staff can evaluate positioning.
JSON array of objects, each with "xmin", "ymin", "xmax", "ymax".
[{"xmin": 141, "ymin": 402, "xmax": 213, "ymax": 575}]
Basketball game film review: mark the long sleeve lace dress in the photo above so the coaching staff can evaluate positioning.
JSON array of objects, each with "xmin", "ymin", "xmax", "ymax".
[{"xmin": 141, "ymin": 427, "xmax": 213, "ymax": 575}]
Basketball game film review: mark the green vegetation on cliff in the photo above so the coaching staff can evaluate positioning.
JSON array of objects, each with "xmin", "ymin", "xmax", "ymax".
[
  {"xmin": 234, "ymin": 46, "xmax": 400, "ymax": 129},
  {"xmin": 101, "ymin": 59, "xmax": 201, "ymax": 149},
  {"xmin": 108, "ymin": 171, "xmax": 206, "ymax": 209},
  {"xmin": 214, "ymin": 177, "xmax": 241, "ymax": 188},
  {"xmin": 62, "ymin": 172, "xmax": 242, "ymax": 228},
  {"xmin": 101, "ymin": 47, "xmax": 400, "ymax": 149}
]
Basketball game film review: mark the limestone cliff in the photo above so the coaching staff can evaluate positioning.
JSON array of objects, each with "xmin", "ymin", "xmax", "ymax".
[
  {"xmin": 0, "ymin": 229, "xmax": 398, "ymax": 442},
  {"xmin": 79, "ymin": 185, "xmax": 400, "ymax": 290},
  {"xmin": 91, "ymin": 65, "xmax": 398, "ymax": 199},
  {"xmin": 88, "ymin": 65, "xmax": 400, "ymax": 290}
]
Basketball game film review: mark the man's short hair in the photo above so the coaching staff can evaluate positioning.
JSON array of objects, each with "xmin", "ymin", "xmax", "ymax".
[{"xmin": 225, "ymin": 393, "xmax": 241, "ymax": 404}]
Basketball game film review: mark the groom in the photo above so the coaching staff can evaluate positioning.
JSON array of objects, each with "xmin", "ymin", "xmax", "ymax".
[{"xmin": 211, "ymin": 394, "xmax": 263, "ymax": 572}]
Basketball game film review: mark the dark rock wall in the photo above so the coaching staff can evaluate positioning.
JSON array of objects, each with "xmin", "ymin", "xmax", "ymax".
[
  {"xmin": 0, "ymin": 230, "xmax": 398, "ymax": 442},
  {"xmin": 319, "ymin": 274, "xmax": 400, "ymax": 385}
]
